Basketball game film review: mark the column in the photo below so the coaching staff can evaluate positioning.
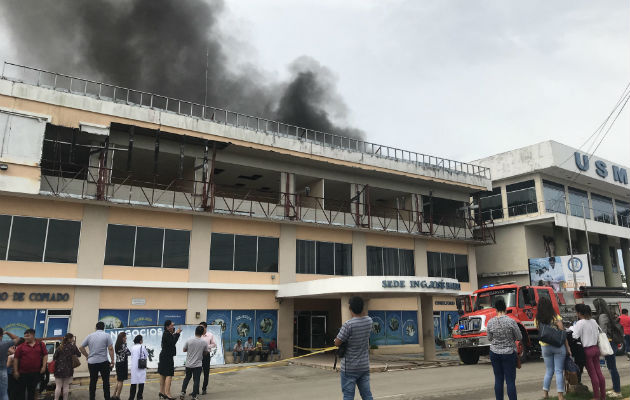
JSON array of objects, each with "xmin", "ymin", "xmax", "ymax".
[
  {"xmin": 552, "ymin": 226, "xmax": 568, "ymax": 256},
  {"xmin": 280, "ymin": 172, "xmax": 296, "ymax": 218},
  {"xmin": 351, "ymin": 183, "xmax": 367, "ymax": 227},
  {"xmin": 69, "ymin": 287, "xmax": 101, "ymax": 373},
  {"xmin": 467, "ymin": 245, "xmax": 479, "ymax": 290},
  {"xmin": 277, "ymin": 298, "xmax": 294, "ymax": 359},
  {"xmin": 621, "ymin": 239, "xmax": 630, "ymax": 289},
  {"xmin": 278, "ymin": 225, "xmax": 297, "ymax": 284},
  {"xmin": 187, "ymin": 215, "xmax": 212, "ymax": 324},
  {"xmin": 352, "ymin": 231, "xmax": 367, "ymax": 276},
  {"xmin": 600, "ymin": 234, "xmax": 614, "ymax": 287},
  {"xmin": 500, "ymin": 185, "xmax": 508, "ymax": 218},
  {"xmin": 419, "ymin": 294, "xmax": 435, "ymax": 361},
  {"xmin": 414, "ymin": 239, "xmax": 428, "ymax": 276},
  {"xmin": 341, "ymin": 294, "xmax": 352, "ymax": 323}
]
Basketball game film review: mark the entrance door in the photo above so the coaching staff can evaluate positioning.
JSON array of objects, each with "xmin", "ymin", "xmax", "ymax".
[
  {"xmin": 296, "ymin": 314, "xmax": 311, "ymax": 351},
  {"xmin": 311, "ymin": 315, "xmax": 327, "ymax": 349},
  {"xmin": 46, "ymin": 316, "xmax": 69, "ymax": 338}
]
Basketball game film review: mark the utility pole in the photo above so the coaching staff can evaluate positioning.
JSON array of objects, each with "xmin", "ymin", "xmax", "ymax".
[
  {"xmin": 564, "ymin": 194, "xmax": 577, "ymax": 291},
  {"xmin": 582, "ymin": 202, "xmax": 594, "ymax": 285}
]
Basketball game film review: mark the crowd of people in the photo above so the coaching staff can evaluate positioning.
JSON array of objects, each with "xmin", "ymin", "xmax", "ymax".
[{"xmin": 487, "ymin": 297, "xmax": 630, "ymax": 400}]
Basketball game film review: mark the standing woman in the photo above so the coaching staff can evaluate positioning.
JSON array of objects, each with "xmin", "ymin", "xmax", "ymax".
[
  {"xmin": 52, "ymin": 333, "xmax": 81, "ymax": 400},
  {"xmin": 129, "ymin": 335, "xmax": 148, "ymax": 400},
  {"xmin": 570, "ymin": 304, "xmax": 606, "ymax": 400},
  {"xmin": 113, "ymin": 332, "xmax": 131, "ymax": 400},
  {"xmin": 593, "ymin": 298, "xmax": 622, "ymax": 398},
  {"xmin": 486, "ymin": 298, "xmax": 522, "ymax": 400},
  {"xmin": 535, "ymin": 297, "xmax": 570, "ymax": 400},
  {"xmin": 158, "ymin": 320, "xmax": 181, "ymax": 400}
]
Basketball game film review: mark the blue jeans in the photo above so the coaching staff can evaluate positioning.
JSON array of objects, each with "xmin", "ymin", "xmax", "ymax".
[
  {"xmin": 0, "ymin": 368, "xmax": 7, "ymax": 400},
  {"xmin": 624, "ymin": 335, "xmax": 630, "ymax": 354},
  {"xmin": 232, "ymin": 351, "xmax": 244, "ymax": 362},
  {"xmin": 604, "ymin": 350, "xmax": 621, "ymax": 393},
  {"xmin": 542, "ymin": 345, "xmax": 566, "ymax": 393},
  {"xmin": 340, "ymin": 370, "xmax": 373, "ymax": 400},
  {"xmin": 489, "ymin": 351, "xmax": 517, "ymax": 400}
]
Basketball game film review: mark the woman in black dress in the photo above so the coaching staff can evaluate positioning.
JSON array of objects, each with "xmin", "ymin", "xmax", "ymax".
[
  {"xmin": 158, "ymin": 320, "xmax": 181, "ymax": 400},
  {"xmin": 113, "ymin": 332, "xmax": 131, "ymax": 400}
]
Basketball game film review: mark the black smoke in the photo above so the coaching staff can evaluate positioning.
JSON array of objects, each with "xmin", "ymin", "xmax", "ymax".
[{"xmin": 0, "ymin": 0, "xmax": 363, "ymax": 138}]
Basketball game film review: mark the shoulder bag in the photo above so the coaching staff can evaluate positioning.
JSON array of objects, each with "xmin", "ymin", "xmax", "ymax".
[
  {"xmin": 598, "ymin": 326, "xmax": 614, "ymax": 356},
  {"xmin": 138, "ymin": 346, "xmax": 147, "ymax": 369},
  {"xmin": 538, "ymin": 322, "xmax": 566, "ymax": 348}
]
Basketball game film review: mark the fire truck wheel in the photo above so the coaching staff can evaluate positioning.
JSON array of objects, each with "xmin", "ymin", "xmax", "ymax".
[{"xmin": 458, "ymin": 348, "xmax": 480, "ymax": 365}]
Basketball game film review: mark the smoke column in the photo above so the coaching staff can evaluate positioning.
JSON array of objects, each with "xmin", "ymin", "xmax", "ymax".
[{"xmin": 0, "ymin": 0, "xmax": 364, "ymax": 138}]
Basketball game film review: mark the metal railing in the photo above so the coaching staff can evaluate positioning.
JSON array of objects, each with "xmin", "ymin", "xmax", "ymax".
[{"xmin": 1, "ymin": 62, "xmax": 491, "ymax": 180}]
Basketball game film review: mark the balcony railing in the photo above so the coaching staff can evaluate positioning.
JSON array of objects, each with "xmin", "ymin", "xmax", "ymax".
[{"xmin": 1, "ymin": 62, "xmax": 491, "ymax": 180}]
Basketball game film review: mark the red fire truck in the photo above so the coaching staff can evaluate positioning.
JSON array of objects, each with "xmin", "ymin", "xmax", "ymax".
[{"xmin": 447, "ymin": 283, "xmax": 561, "ymax": 364}]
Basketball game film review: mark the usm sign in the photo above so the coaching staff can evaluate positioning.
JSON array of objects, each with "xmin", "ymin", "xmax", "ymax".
[{"xmin": 575, "ymin": 152, "xmax": 628, "ymax": 185}]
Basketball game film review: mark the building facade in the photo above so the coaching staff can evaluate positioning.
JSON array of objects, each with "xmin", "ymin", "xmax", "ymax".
[
  {"xmin": 473, "ymin": 141, "xmax": 630, "ymax": 289},
  {"xmin": 0, "ymin": 63, "xmax": 493, "ymax": 361}
]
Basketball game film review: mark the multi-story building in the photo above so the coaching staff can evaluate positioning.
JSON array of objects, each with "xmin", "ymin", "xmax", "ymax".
[
  {"xmin": 0, "ymin": 63, "xmax": 493, "ymax": 361},
  {"xmin": 473, "ymin": 141, "xmax": 630, "ymax": 289}
]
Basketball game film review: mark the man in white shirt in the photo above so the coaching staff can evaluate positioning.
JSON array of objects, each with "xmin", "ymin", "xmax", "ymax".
[
  {"xmin": 80, "ymin": 322, "xmax": 114, "ymax": 400},
  {"xmin": 180, "ymin": 326, "xmax": 207, "ymax": 400},
  {"xmin": 198, "ymin": 322, "xmax": 217, "ymax": 395}
]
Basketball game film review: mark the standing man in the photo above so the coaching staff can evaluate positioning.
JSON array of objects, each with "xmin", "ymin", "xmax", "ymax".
[
  {"xmin": 198, "ymin": 322, "xmax": 217, "ymax": 395},
  {"xmin": 179, "ymin": 326, "xmax": 207, "ymax": 400},
  {"xmin": 12, "ymin": 329, "xmax": 47, "ymax": 400},
  {"xmin": 0, "ymin": 328, "xmax": 20, "ymax": 400},
  {"xmin": 334, "ymin": 296, "xmax": 373, "ymax": 400},
  {"xmin": 80, "ymin": 322, "xmax": 114, "ymax": 400},
  {"xmin": 618, "ymin": 309, "xmax": 630, "ymax": 358}
]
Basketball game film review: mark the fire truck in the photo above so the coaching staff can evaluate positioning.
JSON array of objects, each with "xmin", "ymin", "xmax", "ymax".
[{"xmin": 446, "ymin": 283, "xmax": 561, "ymax": 364}]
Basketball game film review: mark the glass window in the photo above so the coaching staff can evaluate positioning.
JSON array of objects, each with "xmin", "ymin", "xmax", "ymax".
[
  {"xmin": 591, "ymin": 194, "xmax": 614, "ymax": 224},
  {"xmin": 316, "ymin": 242, "xmax": 334, "ymax": 275},
  {"xmin": 234, "ymin": 235, "xmax": 257, "ymax": 272},
  {"xmin": 44, "ymin": 219, "xmax": 81, "ymax": 263},
  {"xmin": 424, "ymin": 196, "xmax": 466, "ymax": 227},
  {"xmin": 0, "ymin": 215, "xmax": 11, "ymax": 260},
  {"xmin": 257, "ymin": 237, "xmax": 279, "ymax": 272},
  {"xmin": 335, "ymin": 243, "xmax": 352, "ymax": 276},
  {"xmin": 537, "ymin": 289, "xmax": 552, "ymax": 302},
  {"xmin": 616, "ymin": 200, "xmax": 630, "ymax": 228},
  {"xmin": 383, "ymin": 248, "xmax": 399, "ymax": 275},
  {"xmin": 134, "ymin": 227, "xmax": 164, "ymax": 267},
  {"xmin": 610, "ymin": 247, "xmax": 619, "ymax": 273},
  {"xmin": 441, "ymin": 253, "xmax": 456, "ymax": 279},
  {"xmin": 8, "ymin": 216, "xmax": 47, "ymax": 261},
  {"xmin": 427, "ymin": 252, "xmax": 441, "ymax": 277},
  {"xmin": 210, "ymin": 233, "xmax": 234, "ymax": 270},
  {"xmin": 399, "ymin": 249, "xmax": 414, "ymax": 275},
  {"xmin": 367, "ymin": 246, "xmax": 383, "ymax": 276},
  {"xmin": 506, "ymin": 180, "xmax": 537, "ymax": 216},
  {"xmin": 543, "ymin": 180, "xmax": 566, "ymax": 214},
  {"xmin": 104, "ymin": 224, "xmax": 135, "ymax": 266},
  {"xmin": 163, "ymin": 229, "xmax": 190, "ymax": 269},
  {"xmin": 455, "ymin": 254, "xmax": 469, "ymax": 282},
  {"xmin": 568, "ymin": 187, "xmax": 589, "ymax": 219},
  {"xmin": 479, "ymin": 187, "xmax": 503, "ymax": 221},
  {"xmin": 296, "ymin": 240, "xmax": 315, "ymax": 274}
]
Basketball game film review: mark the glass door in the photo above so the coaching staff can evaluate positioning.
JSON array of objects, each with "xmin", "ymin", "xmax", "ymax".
[
  {"xmin": 45, "ymin": 316, "xmax": 69, "ymax": 338},
  {"xmin": 311, "ymin": 315, "xmax": 326, "ymax": 349}
]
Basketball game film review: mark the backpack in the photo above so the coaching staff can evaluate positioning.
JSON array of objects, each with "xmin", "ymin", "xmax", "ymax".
[{"xmin": 610, "ymin": 319, "xmax": 624, "ymax": 345}]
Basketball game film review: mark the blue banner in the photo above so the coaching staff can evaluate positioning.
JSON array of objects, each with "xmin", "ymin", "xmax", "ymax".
[
  {"xmin": 255, "ymin": 310, "xmax": 277, "ymax": 342},
  {"xmin": 368, "ymin": 311, "xmax": 386, "ymax": 346},
  {"xmin": 0, "ymin": 309, "xmax": 36, "ymax": 339},
  {"xmin": 98, "ymin": 309, "xmax": 129, "ymax": 329},
  {"xmin": 385, "ymin": 311, "xmax": 403, "ymax": 345},
  {"xmin": 129, "ymin": 310, "xmax": 158, "ymax": 327},
  {"xmin": 159, "ymin": 310, "xmax": 186, "ymax": 326},
  {"xmin": 231, "ymin": 310, "xmax": 255, "ymax": 346},
  {"xmin": 35, "ymin": 309, "xmax": 46, "ymax": 338},
  {"xmin": 401, "ymin": 311, "xmax": 418, "ymax": 344},
  {"xmin": 439, "ymin": 311, "xmax": 460, "ymax": 341},
  {"xmin": 207, "ymin": 310, "xmax": 232, "ymax": 349}
]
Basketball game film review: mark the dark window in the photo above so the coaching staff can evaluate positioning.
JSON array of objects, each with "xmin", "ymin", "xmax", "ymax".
[
  {"xmin": 442, "ymin": 253, "xmax": 456, "ymax": 279},
  {"xmin": 210, "ymin": 233, "xmax": 234, "ymax": 270},
  {"xmin": 44, "ymin": 219, "xmax": 81, "ymax": 263},
  {"xmin": 543, "ymin": 180, "xmax": 566, "ymax": 214},
  {"xmin": 8, "ymin": 216, "xmax": 47, "ymax": 261},
  {"xmin": 0, "ymin": 215, "xmax": 11, "ymax": 260},
  {"xmin": 257, "ymin": 237, "xmax": 279, "ymax": 272},
  {"xmin": 537, "ymin": 289, "xmax": 552, "ymax": 302},
  {"xmin": 506, "ymin": 180, "xmax": 537, "ymax": 216},
  {"xmin": 234, "ymin": 235, "xmax": 257, "ymax": 272},
  {"xmin": 424, "ymin": 196, "xmax": 466, "ymax": 227},
  {"xmin": 610, "ymin": 247, "xmax": 619, "ymax": 273},
  {"xmin": 296, "ymin": 240, "xmax": 315, "ymax": 274},
  {"xmin": 134, "ymin": 227, "xmax": 164, "ymax": 267},
  {"xmin": 518, "ymin": 288, "xmax": 526, "ymax": 308},
  {"xmin": 590, "ymin": 243, "xmax": 602, "ymax": 267},
  {"xmin": 428, "ymin": 252, "xmax": 469, "ymax": 282},
  {"xmin": 399, "ymin": 249, "xmax": 415, "ymax": 275},
  {"xmin": 568, "ymin": 187, "xmax": 589, "ymax": 219},
  {"xmin": 335, "ymin": 243, "xmax": 352, "ymax": 276},
  {"xmin": 104, "ymin": 225, "xmax": 136, "ymax": 266},
  {"xmin": 478, "ymin": 187, "xmax": 503, "ymax": 221},
  {"xmin": 163, "ymin": 229, "xmax": 190, "ymax": 268},
  {"xmin": 591, "ymin": 194, "xmax": 614, "ymax": 224},
  {"xmin": 383, "ymin": 248, "xmax": 399, "ymax": 275},
  {"xmin": 367, "ymin": 246, "xmax": 383, "ymax": 276},
  {"xmin": 427, "ymin": 252, "xmax": 441, "ymax": 277},
  {"xmin": 316, "ymin": 242, "xmax": 335, "ymax": 275},
  {"xmin": 616, "ymin": 200, "xmax": 630, "ymax": 228},
  {"xmin": 455, "ymin": 254, "xmax": 469, "ymax": 282}
]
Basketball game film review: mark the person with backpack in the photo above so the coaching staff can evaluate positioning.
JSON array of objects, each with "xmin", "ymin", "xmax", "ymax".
[
  {"xmin": 593, "ymin": 298, "xmax": 622, "ymax": 398},
  {"xmin": 52, "ymin": 333, "xmax": 81, "ymax": 400},
  {"xmin": 12, "ymin": 329, "xmax": 47, "ymax": 400}
]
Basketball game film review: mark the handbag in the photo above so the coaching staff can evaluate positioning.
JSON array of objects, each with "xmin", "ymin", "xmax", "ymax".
[
  {"xmin": 138, "ymin": 346, "xmax": 147, "ymax": 369},
  {"xmin": 538, "ymin": 322, "xmax": 567, "ymax": 348},
  {"xmin": 72, "ymin": 355, "xmax": 81, "ymax": 368},
  {"xmin": 598, "ymin": 326, "xmax": 614, "ymax": 356}
]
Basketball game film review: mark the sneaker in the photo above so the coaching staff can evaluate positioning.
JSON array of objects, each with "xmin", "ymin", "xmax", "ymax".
[
  {"xmin": 608, "ymin": 391, "xmax": 623, "ymax": 399},
  {"xmin": 191, "ymin": 397, "xmax": 198, "ymax": 400},
  {"xmin": 201, "ymin": 390, "xmax": 207, "ymax": 395},
  {"xmin": 179, "ymin": 392, "xmax": 185, "ymax": 400}
]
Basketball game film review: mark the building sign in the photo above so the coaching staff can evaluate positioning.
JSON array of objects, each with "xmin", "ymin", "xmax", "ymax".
[
  {"xmin": 0, "ymin": 292, "xmax": 70, "ymax": 302},
  {"xmin": 574, "ymin": 152, "xmax": 628, "ymax": 185},
  {"xmin": 528, "ymin": 254, "xmax": 591, "ymax": 291},
  {"xmin": 382, "ymin": 279, "xmax": 461, "ymax": 290}
]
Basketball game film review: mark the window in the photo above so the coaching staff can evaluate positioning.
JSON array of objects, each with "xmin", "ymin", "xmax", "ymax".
[
  {"xmin": 0, "ymin": 215, "xmax": 10, "ymax": 259},
  {"xmin": 44, "ymin": 219, "xmax": 81, "ymax": 263},
  {"xmin": 590, "ymin": 243, "xmax": 602, "ymax": 270},
  {"xmin": 506, "ymin": 180, "xmax": 537, "ymax": 216},
  {"xmin": 591, "ymin": 194, "xmax": 614, "ymax": 224},
  {"xmin": 297, "ymin": 240, "xmax": 352, "ymax": 275},
  {"xmin": 210, "ymin": 233, "xmax": 279, "ymax": 272},
  {"xmin": 7, "ymin": 217, "xmax": 47, "ymax": 261},
  {"xmin": 616, "ymin": 200, "xmax": 630, "ymax": 228},
  {"xmin": 478, "ymin": 187, "xmax": 503, "ymax": 221},
  {"xmin": 537, "ymin": 289, "xmax": 552, "ymax": 302},
  {"xmin": 568, "ymin": 187, "xmax": 589, "ymax": 219},
  {"xmin": 543, "ymin": 180, "xmax": 566, "ymax": 214},
  {"xmin": 105, "ymin": 224, "xmax": 190, "ymax": 268},
  {"xmin": 427, "ymin": 252, "xmax": 469, "ymax": 282},
  {"xmin": 424, "ymin": 196, "xmax": 466, "ymax": 227},
  {"xmin": 366, "ymin": 246, "xmax": 415, "ymax": 276}
]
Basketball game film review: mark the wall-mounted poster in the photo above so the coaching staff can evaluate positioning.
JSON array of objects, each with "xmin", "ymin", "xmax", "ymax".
[
  {"xmin": 98, "ymin": 309, "xmax": 129, "ymax": 329},
  {"xmin": 159, "ymin": 310, "xmax": 186, "ymax": 326},
  {"xmin": 231, "ymin": 310, "xmax": 255, "ymax": 347},
  {"xmin": 385, "ymin": 311, "xmax": 403, "ymax": 345},
  {"xmin": 255, "ymin": 310, "xmax": 277, "ymax": 342},
  {"xmin": 368, "ymin": 311, "xmax": 386, "ymax": 346},
  {"xmin": 529, "ymin": 254, "xmax": 591, "ymax": 291},
  {"xmin": 0, "ymin": 309, "xmax": 36, "ymax": 339},
  {"xmin": 440, "ymin": 311, "xmax": 460, "ymax": 342},
  {"xmin": 401, "ymin": 311, "xmax": 419, "ymax": 344},
  {"xmin": 129, "ymin": 310, "xmax": 158, "ymax": 327},
  {"xmin": 207, "ymin": 310, "xmax": 232, "ymax": 349},
  {"xmin": 433, "ymin": 315, "xmax": 442, "ymax": 349}
]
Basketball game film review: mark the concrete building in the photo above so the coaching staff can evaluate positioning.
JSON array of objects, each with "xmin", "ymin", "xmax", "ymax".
[
  {"xmin": 473, "ymin": 141, "xmax": 630, "ymax": 289},
  {"xmin": 0, "ymin": 63, "xmax": 493, "ymax": 362}
]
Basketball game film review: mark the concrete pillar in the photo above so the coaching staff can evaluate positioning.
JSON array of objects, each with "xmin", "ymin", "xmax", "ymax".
[
  {"xmin": 77, "ymin": 205, "xmax": 109, "ymax": 279},
  {"xmin": 534, "ymin": 174, "xmax": 544, "ymax": 213},
  {"xmin": 280, "ymin": 172, "xmax": 296, "ymax": 218},
  {"xmin": 186, "ymin": 215, "xmax": 212, "ymax": 324},
  {"xmin": 352, "ymin": 231, "xmax": 367, "ymax": 276},
  {"xmin": 278, "ymin": 225, "xmax": 297, "ymax": 283},
  {"xmin": 414, "ymin": 239, "xmax": 428, "ymax": 276},
  {"xmin": 621, "ymin": 239, "xmax": 630, "ymax": 288},
  {"xmin": 277, "ymin": 298, "xmax": 294, "ymax": 358},
  {"xmin": 351, "ymin": 183, "xmax": 367, "ymax": 226},
  {"xmin": 600, "ymin": 235, "xmax": 614, "ymax": 287},
  {"xmin": 299, "ymin": 179, "xmax": 324, "ymax": 209},
  {"xmin": 553, "ymin": 226, "xmax": 568, "ymax": 256},
  {"xmin": 69, "ymin": 287, "xmax": 101, "ymax": 372},
  {"xmin": 341, "ymin": 294, "xmax": 352, "ymax": 323},
  {"xmin": 419, "ymin": 294, "xmax": 436, "ymax": 361},
  {"xmin": 500, "ymin": 185, "xmax": 508, "ymax": 218},
  {"xmin": 467, "ymin": 245, "xmax": 479, "ymax": 290}
]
